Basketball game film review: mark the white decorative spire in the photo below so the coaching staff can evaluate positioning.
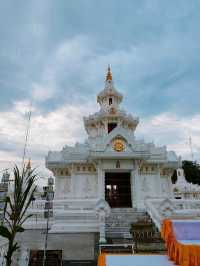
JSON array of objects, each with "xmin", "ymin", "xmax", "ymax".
[
  {"xmin": 97, "ymin": 65, "xmax": 123, "ymax": 109},
  {"xmin": 84, "ymin": 66, "xmax": 139, "ymax": 137}
]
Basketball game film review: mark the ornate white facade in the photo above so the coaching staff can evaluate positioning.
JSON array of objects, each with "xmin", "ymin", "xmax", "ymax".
[
  {"xmin": 2, "ymin": 68, "xmax": 200, "ymax": 264},
  {"xmin": 46, "ymin": 67, "xmax": 179, "ymax": 210}
]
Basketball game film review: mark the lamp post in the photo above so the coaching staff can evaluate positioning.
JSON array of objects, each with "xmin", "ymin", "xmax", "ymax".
[{"xmin": 43, "ymin": 177, "xmax": 54, "ymax": 266}]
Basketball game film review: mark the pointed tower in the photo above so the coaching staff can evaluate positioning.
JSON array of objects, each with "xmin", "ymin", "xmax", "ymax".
[
  {"xmin": 97, "ymin": 66, "xmax": 123, "ymax": 112},
  {"xmin": 84, "ymin": 66, "xmax": 139, "ymax": 138}
]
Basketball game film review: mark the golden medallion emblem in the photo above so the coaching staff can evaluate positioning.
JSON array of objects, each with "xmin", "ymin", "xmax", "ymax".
[{"xmin": 113, "ymin": 139, "xmax": 125, "ymax": 152}]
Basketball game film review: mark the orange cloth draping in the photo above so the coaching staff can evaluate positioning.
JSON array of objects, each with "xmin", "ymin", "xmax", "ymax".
[
  {"xmin": 161, "ymin": 219, "xmax": 200, "ymax": 266},
  {"xmin": 98, "ymin": 253, "xmax": 106, "ymax": 266}
]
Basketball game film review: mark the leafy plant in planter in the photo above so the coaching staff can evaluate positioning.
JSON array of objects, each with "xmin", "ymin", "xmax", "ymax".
[{"xmin": 0, "ymin": 164, "xmax": 37, "ymax": 266}]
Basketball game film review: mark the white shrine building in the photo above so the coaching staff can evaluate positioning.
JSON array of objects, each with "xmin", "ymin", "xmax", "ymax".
[
  {"xmin": 2, "ymin": 67, "xmax": 190, "ymax": 265},
  {"xmin": 46, "ymin": 66, "xmax": 179, "ymax": 210}
]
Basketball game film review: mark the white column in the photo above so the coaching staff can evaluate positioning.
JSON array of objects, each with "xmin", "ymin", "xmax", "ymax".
[
  {"xmin": 157, "ymin": 164, "xmax": 162, "ymax": 197},
  {"xmin": 18, "ymin": 246, "xmax": 29, "ymax": 266},
  {"xmin": 71, "ymin": 163, "xmax": 76, "ymax": 198},
  {"xmin": 97, "ymin": 161, "xmax": 105, "ymax": 199},
  {"xmin": 133, "ymin": 160, "xmax": 140, "ymax": 209},
  {"xmin": 131, "ymin": 170, "xmax": 136, "ymax": 209},
  {"xmin": 54, "ymin": 175, "xmax": 60, "ymax": 199},
  {"xmin": 98, "ymin": 210, "xmax": 106, "ymax": 243}
]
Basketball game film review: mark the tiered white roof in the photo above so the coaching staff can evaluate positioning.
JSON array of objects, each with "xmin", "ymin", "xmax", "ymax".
[
  {"xmin": 84, "ymin": 66, "xmax": 139, "ymax": 137},
  {"xmin": 46, "ymin": 67, "xmax": 179, "ymax": 169},
  {"xmin": 97, "ymin": 66, "xmax": 123, "ymax": 105}
]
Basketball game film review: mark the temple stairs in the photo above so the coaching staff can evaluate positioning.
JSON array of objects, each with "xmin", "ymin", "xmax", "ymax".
[
  {"xmin": 105, "ymin": 208, "xmax": 166, "ymax": 254},
  {"xmin": 106, "ymin": 208, "xmax": 148, "ymax": 239}
]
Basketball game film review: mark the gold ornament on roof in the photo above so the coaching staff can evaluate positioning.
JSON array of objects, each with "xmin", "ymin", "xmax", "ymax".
[
  {"xmin": 113, "ymin": 139, "xmax": 125, "ymax": 152},
  {"xmin": 106, "ymin": 65, "xmax": 112, "ymax": 81}
]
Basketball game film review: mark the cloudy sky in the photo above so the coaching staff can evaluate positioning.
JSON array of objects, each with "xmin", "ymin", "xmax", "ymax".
[{"xmin": 0, "ymin": 0, "xmax": 200, "ymax": 179}]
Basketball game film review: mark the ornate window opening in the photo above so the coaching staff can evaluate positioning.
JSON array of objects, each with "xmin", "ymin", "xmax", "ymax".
[
  {"xmin": 109, "ymin": 97, "xmax": 112, "ymax": 105},
  {"xmin": 108, "ymin": 122, "xmax": 117, "ymax": 133}
]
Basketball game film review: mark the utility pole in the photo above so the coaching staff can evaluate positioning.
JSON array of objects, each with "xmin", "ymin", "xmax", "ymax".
[
  {"xmin": 189, "ymin": 136, "xmax": 194, "ymax": 161},
  {"xmin": 22, "ymin": 102, "xmax": 32, "ymax": 168}
]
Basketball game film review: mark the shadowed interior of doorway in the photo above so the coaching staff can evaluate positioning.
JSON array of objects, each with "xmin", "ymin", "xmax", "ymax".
[{"xmin": 105, "ymin": 172, "xmax": 132, "ymax": 208}]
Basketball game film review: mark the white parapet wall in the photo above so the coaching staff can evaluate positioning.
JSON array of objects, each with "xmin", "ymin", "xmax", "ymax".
[
  {"xmin": 24, "ymin": 198, "xmax": 110, "ymax": 242},
  {"xmin": 145, "ymin": 198, "xmax": 200, "ymax": 230}
]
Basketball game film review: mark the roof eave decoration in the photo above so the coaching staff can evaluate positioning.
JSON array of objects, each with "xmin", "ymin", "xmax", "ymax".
[{"xmin": 97, "ymin": 89, "xmax": 123, "ymax": 104}]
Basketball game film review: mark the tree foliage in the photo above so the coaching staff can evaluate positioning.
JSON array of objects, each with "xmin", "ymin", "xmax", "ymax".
[
  {"xmin": 182, "ymin": 160, "xmax": 200, "ymax": 185},
  {"xmin": 0, "ymin": 164, "xmax": 37, "ymax": 266}
]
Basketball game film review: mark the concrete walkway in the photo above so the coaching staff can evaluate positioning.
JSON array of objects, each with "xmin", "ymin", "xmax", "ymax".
[{"xmin": 106, "ymin": 255, "xmax": 174, "ymax": 266}]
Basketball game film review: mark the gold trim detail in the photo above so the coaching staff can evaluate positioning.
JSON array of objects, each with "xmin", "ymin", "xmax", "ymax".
[{"xmin": 113, "ymin": 139, "xmax": 125, "ymax": 152}]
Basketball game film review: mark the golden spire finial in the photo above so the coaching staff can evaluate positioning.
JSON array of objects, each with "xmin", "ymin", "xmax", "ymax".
[{"xmin": 106, "ymin": 64, "xmax": 112, "ymax": 81}]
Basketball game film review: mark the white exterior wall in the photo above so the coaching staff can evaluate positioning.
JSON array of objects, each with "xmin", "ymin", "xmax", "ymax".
[
  {"xmin": 54, "ymin": 160, "xmax": 174, "ymax": 210},
  {"xmin": 73, "ymin": 174, "xmax": 98, "ymax": 198},
  {"xmin": 160, "ymin": 175, "xmax": 173, "ymax": 197},
  {"xmin": 55, "ymin": 175, "xmax": 72, "ymax": 199},
  {"xmin": 55, "ymin": 173, "xmax": 98, "ymax": 199}
]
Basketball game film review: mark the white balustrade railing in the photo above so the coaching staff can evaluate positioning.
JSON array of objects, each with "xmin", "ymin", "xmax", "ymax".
[
  {"xmin": 24, "ymin": 198, "xmax": 109, "ymax": 243},
  {"xmin": 25, "ymin": 198, "xmax": 99, "ymax": 226},
  {"xmin": 145, "ymin": 199, "xmax": 162, "ymax": 230},
  {"xmin": 174, "ymin": 191, "xmax": 200, "ymax": 200},
  {"xmin": 145, "ymin": 198, "xmax": 200, "ymax": 231},
  {"xmin": 29, "ymin": 198, "xmax": 98, "ymax": 212}
]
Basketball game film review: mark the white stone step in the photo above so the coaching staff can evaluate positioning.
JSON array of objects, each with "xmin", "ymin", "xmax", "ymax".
[
  {"xmin": 105, "ymin": 209, "xmax": 149, "ymax": 239},
  {"xmin": 49, "ymin": 223, "xmax": 99, "ymax": 233}
]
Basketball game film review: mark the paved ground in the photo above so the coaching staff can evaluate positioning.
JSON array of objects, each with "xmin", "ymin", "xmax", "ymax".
[{"xmin": 106, "ymin": 255, "xmax": 174, "ymax": 266}]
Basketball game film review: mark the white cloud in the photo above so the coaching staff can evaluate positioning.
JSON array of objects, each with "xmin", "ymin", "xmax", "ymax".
[
  {"xmin": 136, "ymin": 112, "xmax": 200, "ymax": 161},
  {"xmin": 1, "ymin": 99, "xmax": 200, "ymax": 169},
  {"xmin": 0, "ymin": 99, "xmax": 96, "ymax": 168},
  {"xmin": 30, "ymin": 35, "xmax": 94, "ymax": 103}
]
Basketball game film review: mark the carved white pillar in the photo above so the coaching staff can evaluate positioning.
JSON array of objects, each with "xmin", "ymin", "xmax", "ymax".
[
  {"xmin": 99, "ymin": 210, "xmax": 106, "ymax": 243},
  {"xmin": 133, "ymin": 160, "xmax": 140, "ymax": 209},
  {"xmin": 54, "ymin": 170, "xmax": 59, "ymax": 199},
  {"xmin": 131, "ymin": 170, "xmax": 136, "ymax": 209},
  {"xmin": 157, "ymin": 164, "xmax": 162, "ymax": 197},
  {"xmin": 71, "ymin": 163, "xmax": 76, "ymax": 198},
  {"xmin": 95, "ymin": 199, "xmax": 110, "ymax": 243},
  {"xmin": 97, "ymin": 161, "xmax": 105, "ymax": 199},
  {"xmin": 18, "ymin": 246, "xmax": 29, "ymax": 266}
]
